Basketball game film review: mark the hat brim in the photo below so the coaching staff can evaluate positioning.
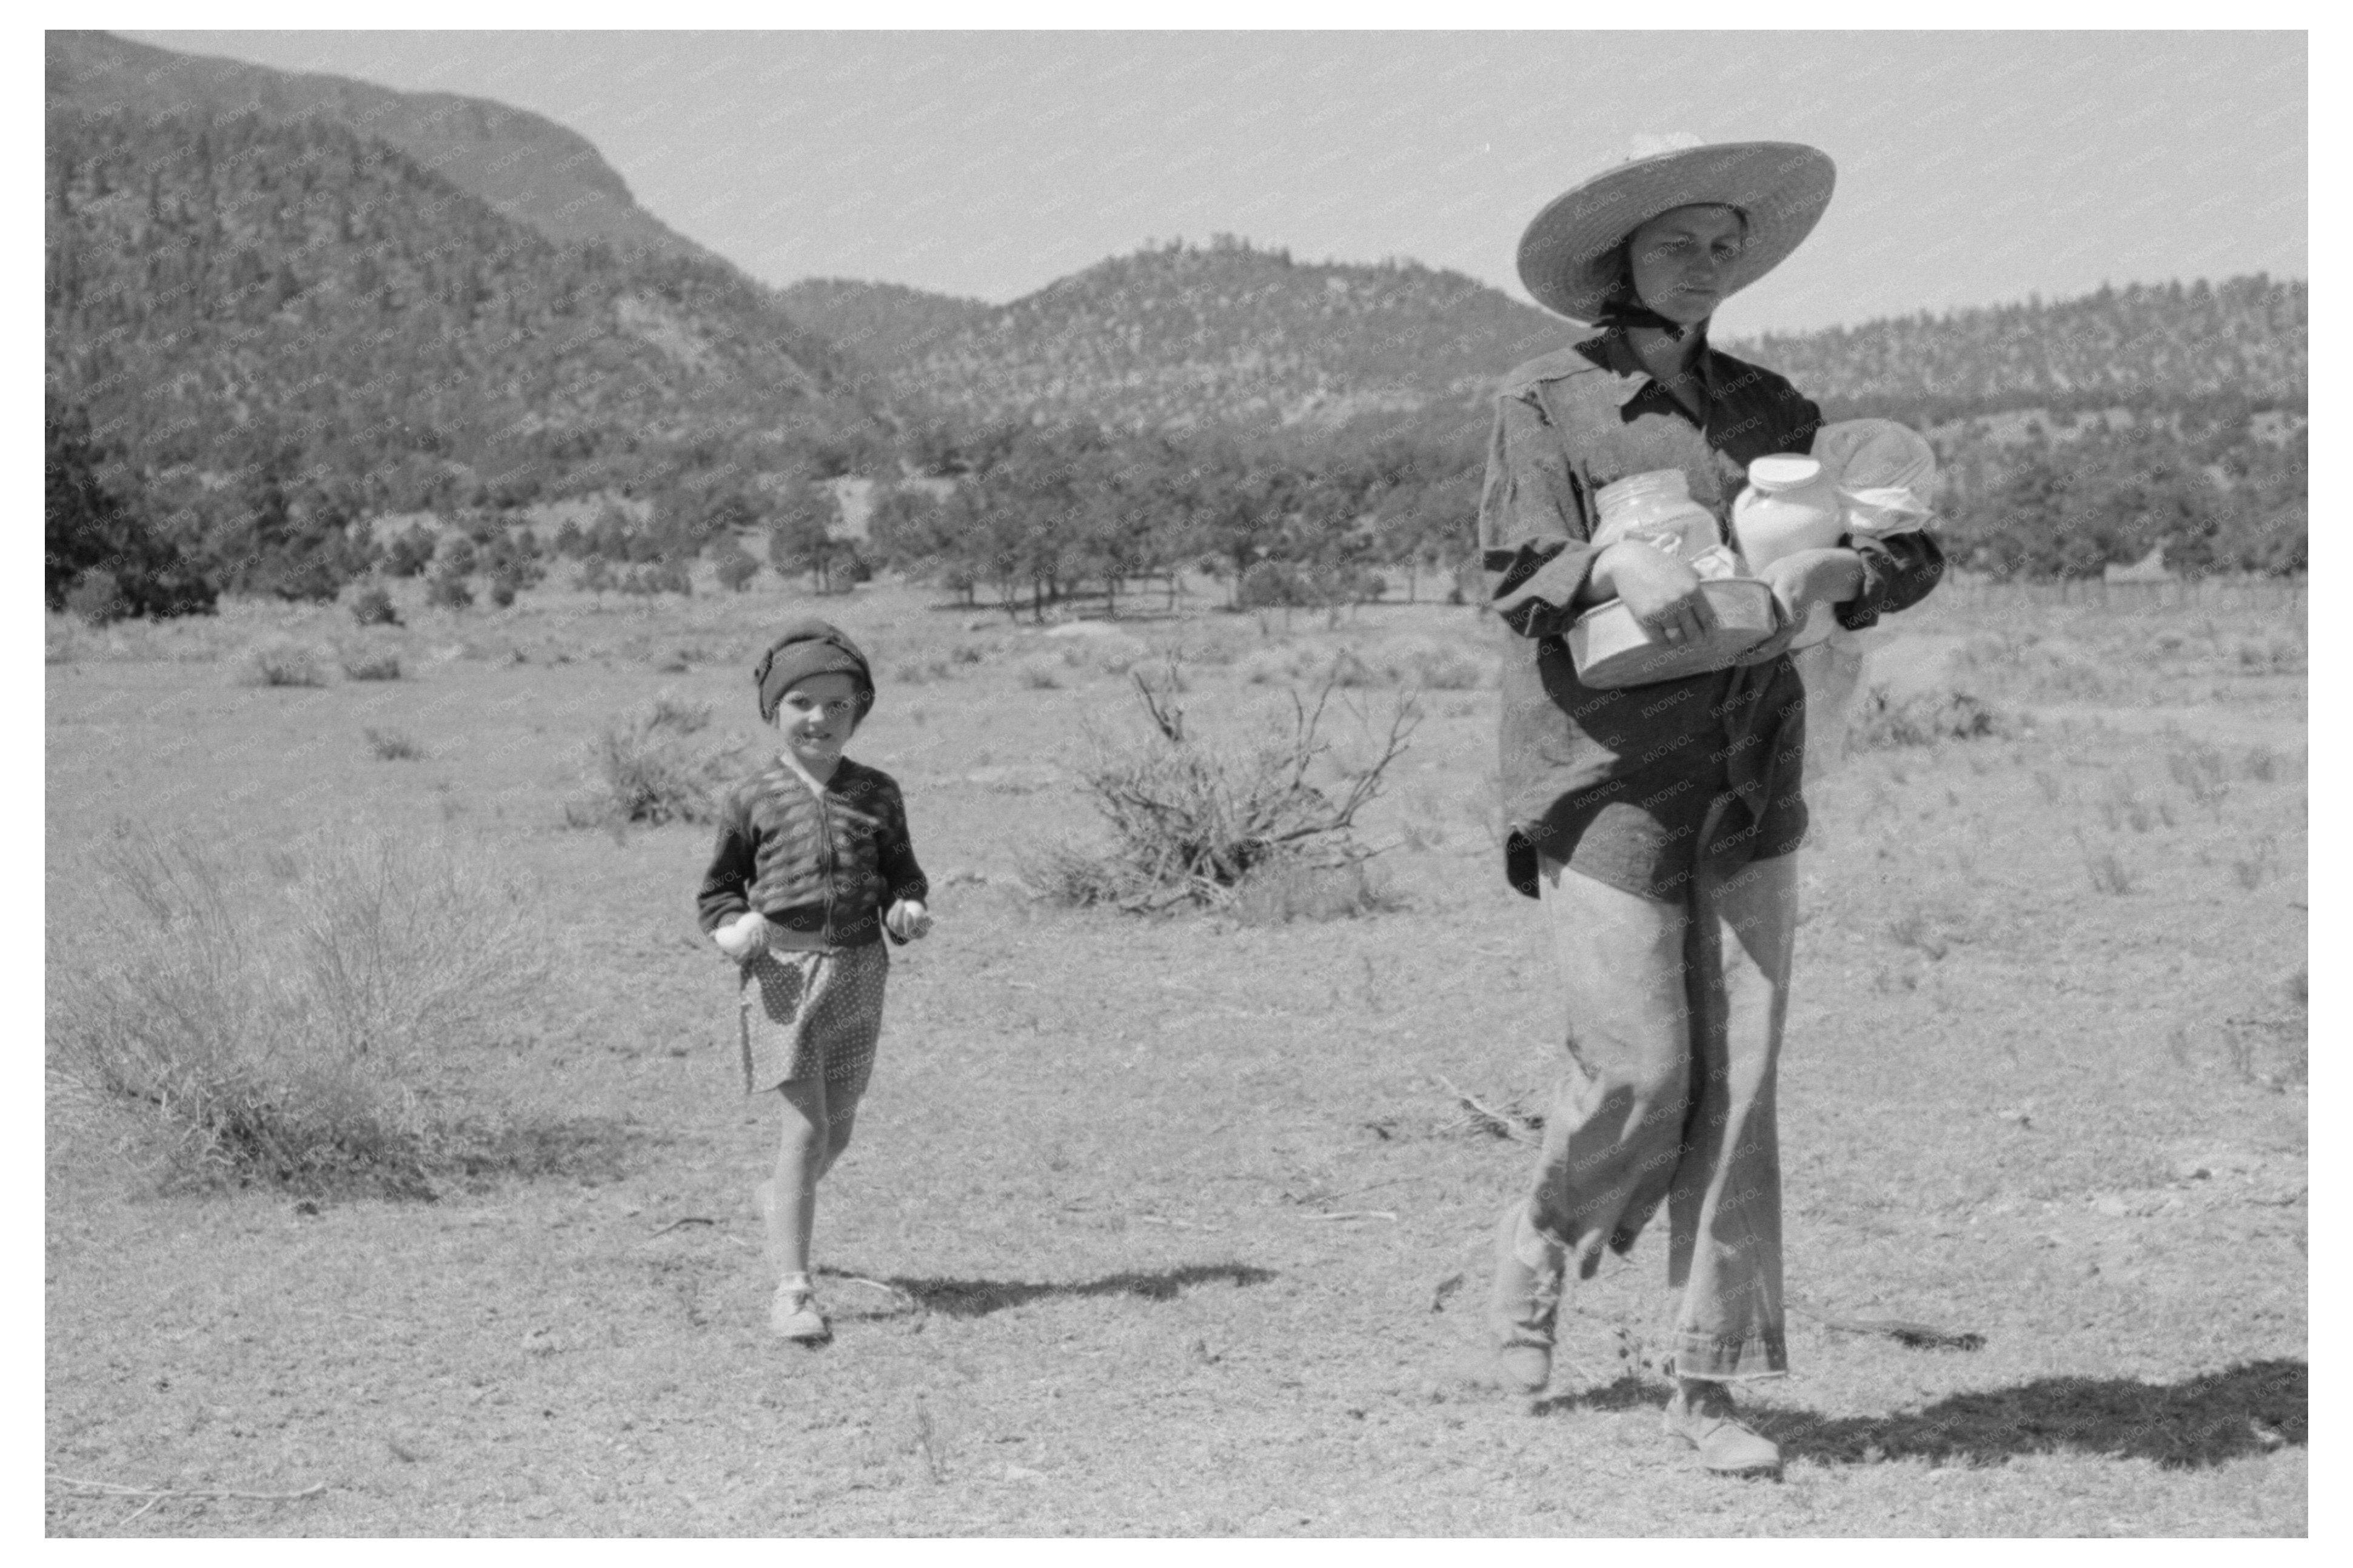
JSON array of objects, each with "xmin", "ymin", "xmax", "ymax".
[{"xmin": 1516, "ymin": 142, "xmax": 1836, "ymax": 323}]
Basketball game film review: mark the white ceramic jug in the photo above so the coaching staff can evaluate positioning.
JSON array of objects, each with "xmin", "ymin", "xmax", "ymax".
[{"xmin": 1731, "ymin": 454, "xmax": 1845, "ymax": 648}]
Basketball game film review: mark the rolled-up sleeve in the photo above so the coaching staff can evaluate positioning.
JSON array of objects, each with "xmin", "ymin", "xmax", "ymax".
[
  {"xmin": 1836, "ymin": 528, "xmax": 1946, "ymax": 632},
  {"xmin": 1478, "ymin": 386, "xmax": 1599, "ymax": 640}
]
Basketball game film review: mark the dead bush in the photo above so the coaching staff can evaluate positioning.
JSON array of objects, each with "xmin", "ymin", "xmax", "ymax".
[
  {"xmin": 564, "ymin": 702, "xmax": 746, "ymax": 827},
  {"xmin": 1025, "ymin": 664, "xmax": 1417, "ymax": 913}
]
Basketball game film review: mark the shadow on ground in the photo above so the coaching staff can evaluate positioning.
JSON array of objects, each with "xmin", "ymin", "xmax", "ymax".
[
  {"xmin": 877, "ymin": 1264, "xmax": 1279, "ymax": 1319},
  {"xmin": 1536, "ymin": 1360, "xmax": 2305, "ymax": 1470}
]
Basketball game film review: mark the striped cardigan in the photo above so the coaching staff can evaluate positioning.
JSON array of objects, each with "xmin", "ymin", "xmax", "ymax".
[{"xmin": 695, "ymin": 757, "xmax": 928, "ymax": 950}]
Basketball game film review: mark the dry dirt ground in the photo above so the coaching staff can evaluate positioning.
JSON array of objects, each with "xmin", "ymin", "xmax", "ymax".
[{"xmin": 45, "ymin": 575, "xmax": 2307, "ymax": 1536}]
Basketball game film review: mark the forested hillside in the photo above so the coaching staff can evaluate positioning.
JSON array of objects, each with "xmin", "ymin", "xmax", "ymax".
[
  {"xmin": 807, "ymin": 244, "xmax": 2303, "ymax": 441},
  {"xmin": 47, "ymin": 110, "xmax": 893, "ymax": 531},
  {"xmin": 1725, "ymin": 276, "xmax": 2307, "ymax": 424},
  {"xmin": 48, "ymin": 30, "xmax": 718, "ymax": 267}
]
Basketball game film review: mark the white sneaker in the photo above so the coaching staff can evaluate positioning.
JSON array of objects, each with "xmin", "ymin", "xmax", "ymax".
[{"xmin": 769, "ymin": 1282, "xmax": 829, "ymax": 1343}]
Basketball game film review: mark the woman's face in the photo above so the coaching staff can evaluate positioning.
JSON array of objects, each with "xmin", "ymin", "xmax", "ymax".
[{"xmin": 1625, "ymin": 204, "xmax": 1747, "ymax": 326}]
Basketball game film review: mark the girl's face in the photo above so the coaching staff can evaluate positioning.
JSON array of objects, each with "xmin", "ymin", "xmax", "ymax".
[
  {"xmin": 772, "ymin": 672, "xmax": 862, "ymax": 769},
  {"xmin": 1626, "ymin": 204, "xmax": 1747, "ymax": 327}
]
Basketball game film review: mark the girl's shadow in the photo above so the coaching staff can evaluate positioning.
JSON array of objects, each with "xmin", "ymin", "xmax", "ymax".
[
  {"xmin": 1536, "ymin": 1359, "xmax": 2305, "ymax": 1470},
  {"xmin": 851, "ymin": 1262, "xmax": 1277, "ymax": 1320}
]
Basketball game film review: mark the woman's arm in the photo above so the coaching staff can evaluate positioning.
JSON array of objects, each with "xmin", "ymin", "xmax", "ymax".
[
  {"xmin": 1478, "ymin": 387, "xmax": 1603, "ymax": 638},
  {"xmin": 1835, "ymin": 529, "xmax": 1946, "ymax": 631}
]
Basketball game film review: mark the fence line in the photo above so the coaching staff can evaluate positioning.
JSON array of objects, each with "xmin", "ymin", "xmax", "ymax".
[{"xmin": 1932, "ymin": 575, "xmax": 2306, "ymax": 613}]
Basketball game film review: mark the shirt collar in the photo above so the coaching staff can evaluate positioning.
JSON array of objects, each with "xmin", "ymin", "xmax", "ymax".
[{"xmin": 1579, "ymin": 323, "xmax": 1721, "ymax": 403}]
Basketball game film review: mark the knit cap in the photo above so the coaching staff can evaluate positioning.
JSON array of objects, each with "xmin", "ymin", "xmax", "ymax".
[{"xmin": 754, "ymin": 618, "xmax": 875, "ymax": 723}]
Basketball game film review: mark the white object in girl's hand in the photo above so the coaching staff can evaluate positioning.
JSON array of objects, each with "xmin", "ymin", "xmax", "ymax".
[
  {"xmin": 885, "ymin": 899, "xmax": 932, "ymax": 942},
  {"xmin": 715, "ymin": 909, "xmax": 770, "ymax": 960}
]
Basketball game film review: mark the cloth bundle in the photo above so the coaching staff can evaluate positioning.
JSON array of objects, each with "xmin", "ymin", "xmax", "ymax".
[{"xmin": 1811, "ymin": 418, "xmax": 1938, "ymax": 541}]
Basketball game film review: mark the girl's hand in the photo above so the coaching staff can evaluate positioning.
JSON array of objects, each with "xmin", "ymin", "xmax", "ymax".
[
  {"xmin": 713, "ymin": 910, "xmax": 770, "ymax": 961},
  {"xmin": 885, "ymin": 899, "xmax": 932, "ymax": 942},
  {"xmin": 1593, "ymin": 540, "xmax": 1719, "ymax": 648}
]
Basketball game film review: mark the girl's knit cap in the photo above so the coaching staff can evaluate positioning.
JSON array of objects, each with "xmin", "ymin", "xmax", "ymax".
[{"xmin": 754, "ymin": 618, "xmax": 875, "ymax": 723}]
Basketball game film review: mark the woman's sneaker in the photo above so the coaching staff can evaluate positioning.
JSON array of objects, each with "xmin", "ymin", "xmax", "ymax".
[
  {"xmin": 1487, "ymin": 1200, "xmax": 1563, "ymax": 1393},
  {"xmin": 769, "ymin": 1282, "xmax": 829, "ymax": 1344},
  {"xmin": 1662, "ymin": 1381, "xmax": 1781, "ymax": 1476}
]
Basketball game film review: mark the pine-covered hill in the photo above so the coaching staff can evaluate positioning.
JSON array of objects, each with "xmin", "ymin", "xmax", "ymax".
[
  {"xmin": 813, "ymin": 239, "xmax": 1575, "ymax": 440},
  {"xmin": 1722, "ymin": 276, "xmax": 2308, "ymax": 424},
  {"xmin": 47, "ymin": 30, "xmax": 720, "ymax": 269},
  {"xmin": 45, "ymin": 109, "xmax": 894, "ymax": 520},
  {"xmin": 777, "ymin": 278, "xmax": 997, "ymax": 378},
  {"xmin": 807, "ymin": 241, "xmax": 2305, "ymax": 443}
]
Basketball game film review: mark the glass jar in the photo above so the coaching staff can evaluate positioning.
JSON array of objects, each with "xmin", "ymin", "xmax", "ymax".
[{"xmin": 1593, "ymin": 469, "xmax": 1719, "ymax": 563}]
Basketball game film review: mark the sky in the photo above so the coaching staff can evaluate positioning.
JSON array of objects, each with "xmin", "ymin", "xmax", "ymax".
[{"xmin": 123, "ymin": 28, "xmax": 2308, "ymax": 337}]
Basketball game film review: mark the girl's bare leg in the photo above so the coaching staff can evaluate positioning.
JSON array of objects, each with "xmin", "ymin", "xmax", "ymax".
[{"xmin": 754, "ymin": 1081, "xmax": 863, "ymax": 1282}]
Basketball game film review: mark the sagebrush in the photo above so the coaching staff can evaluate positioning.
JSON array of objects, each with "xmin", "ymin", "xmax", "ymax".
[{"xmin": 47, "ymin": 825, "xmax": 555, "ymax": 1193}]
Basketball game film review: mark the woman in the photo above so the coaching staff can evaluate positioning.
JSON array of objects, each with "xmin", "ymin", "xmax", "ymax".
[{"xmin": 1478, "ymin": 139, "xmax": 1943, "ymax": 1476}]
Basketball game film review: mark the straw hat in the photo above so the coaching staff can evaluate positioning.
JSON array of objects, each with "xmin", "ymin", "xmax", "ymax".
[{"xmin": 1516, "ymin": 136, "xmax": 1836, "ymax": 323}]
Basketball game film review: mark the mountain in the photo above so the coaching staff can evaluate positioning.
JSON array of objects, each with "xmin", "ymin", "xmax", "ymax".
[
  {"xmin": 777, "ymin": 278, "xmax": 996, "ymax": 378},
  {"xmin": 47, "ymin": 30, "xmax": 720, "ymax": 268},
  {"xmin": 1722, "ymin": 276, "xmax": 2307, "ymax": 423},
  {"xmin": 797, "ymin": 239, "xmax": 1575, "ymax": 440},
  {"xmin": 800, "ymin": 241, "xmax": 2305, "ymax": 443},
  {"xmin": 45, "ymin": 106, "xmax": 894, "ymax": 524}
]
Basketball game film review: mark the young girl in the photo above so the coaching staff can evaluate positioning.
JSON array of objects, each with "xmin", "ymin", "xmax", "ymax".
[{"xmin": 695, "ymin": 618, "xmax": 931, "ymax": 1343}]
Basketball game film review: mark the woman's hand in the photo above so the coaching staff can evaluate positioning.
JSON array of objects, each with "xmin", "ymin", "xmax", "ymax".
[
  {"xmin": 885, "ymin": 899, "xmax": 932, "ymax": 942},
  {"xmin": 712, "ymin": 910, "xmax": 770, "ymax": 962},
  {"xmin": 1735, "ymin": 548, "xmax": 1866, "ymax": 665},
  {"xmin": 1592, "ymin": 540, "xmax": 1718, "ymax": 647}
]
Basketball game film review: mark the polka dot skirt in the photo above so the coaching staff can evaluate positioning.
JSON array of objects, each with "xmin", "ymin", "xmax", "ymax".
[{"xmin": 737, "ymin": 943, "xmax": 889, "ymax": 1097}]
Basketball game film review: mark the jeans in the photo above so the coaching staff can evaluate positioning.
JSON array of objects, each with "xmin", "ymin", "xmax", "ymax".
[{"xmin": 1525, "ymin": 837, "xmax": 1796, "ymax": 1380}]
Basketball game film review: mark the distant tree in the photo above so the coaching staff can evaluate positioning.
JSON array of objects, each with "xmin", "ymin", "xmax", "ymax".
[
  {"xmin": 768, "ymin": 483, "xmax": 849, "ymax": 593},
  {"xmin": 714, "ymin": 541, "xmax": 760, "ymax": 592},
  {"xmin": 45, "ymin": 398, "xmax": 216, "ymax": 620},
  {"xmin": 383, "ymin": 523, "xmax": 440, "ymax": 578}
]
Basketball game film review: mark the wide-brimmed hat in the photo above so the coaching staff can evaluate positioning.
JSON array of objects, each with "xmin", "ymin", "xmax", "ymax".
[{"xmin": 1517, "ymin": 136, "xmax": 1836, "ymax": 323}]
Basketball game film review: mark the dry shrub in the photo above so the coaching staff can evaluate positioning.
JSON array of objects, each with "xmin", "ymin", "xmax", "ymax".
[
  {"xmin": 341, "ymin": 648, "xmax": 403, "ymax": 681},
  {"xmin": 1026, "ymin": 667, "xmax": 1417, "ymax": 913},
  {"xmin": 1850, "ymin": 688, "xmax": 2005, "ymax": 749},
  {"xmin": 241, "ymin": 637, "xmax": 326, "ymax": 688},
  {"xmin": 565, "ymin": 700, "xmax": 745, "ymax": 827},
  {"xmin": 47, "ymin": 826, "xmax": 557, "ymax": 1194},
  {"xmin": 1230, "ymin": 859, "xmax": 1404, "ymax": 925},
  {"xmin": 366, "ymin": 726, "xmax": 424, "ymax": 761}
]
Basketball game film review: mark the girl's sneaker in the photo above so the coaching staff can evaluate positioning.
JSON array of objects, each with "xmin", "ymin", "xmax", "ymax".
[{"xmin": 769, "ymin": 1281, "xmax": 829, "ymax": 1343}]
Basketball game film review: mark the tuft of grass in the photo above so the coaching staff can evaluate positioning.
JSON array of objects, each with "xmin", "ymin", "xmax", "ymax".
[
  {"xmin": 1851, "ymin": 688, "xmax": 2004, "ymax": 750},
  {"xmin": 565, "ymin": 704, "xmax": 746, "ymax": 828},
  {"xmin": 2166, "ymin": 741, "xmax": 2232, "ymax": 819},
  {"xmin": 2079, "ymin": 837, "xmax": 2135, "ymax": 896},
  {"xmin": 1230, "ymin": 858, "xmax": 1404, "ymax": 926},
  {"xmin": 1019, "ymin": 661, "xmax": 1064, "ymax": 690},
  {"xmin": 1887, "ymin": 911, "xmax": 1950, "ymax": 960},
  {"xmin": 47, "ymin": 826, "xmax": 555, "ymax": 1195},
  {"xmin": 2231, "ymin": 836, "xmax": 2280, "ymax": 891},
  {"xmin": 341, "ymin": 649, "xmax": 403, "ymax": 682},
  {"xmin": 241, "ymin": 638, "xmax": 326, "ymax": 688},
  {"xmin": 646, "ymin": 691, "xmax": 712, "ymax": 734},
  {"xmin": 366, "ymin": 726, "xmax": 425, "ymax": 762}
]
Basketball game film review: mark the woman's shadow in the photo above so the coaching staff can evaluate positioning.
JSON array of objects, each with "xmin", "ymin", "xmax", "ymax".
[{"xmin": 1538, "ymin": 1359, "xmax": 2305, "ymax": 1469}]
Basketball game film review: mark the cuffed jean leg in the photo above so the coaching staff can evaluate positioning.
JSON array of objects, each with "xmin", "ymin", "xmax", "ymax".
[
  {"xmin": 1664, "ymin": 848, "xmax": 1796, "ymax": 1379},
  {"xmin": 1527, "ymin": 856, "xmax": 1695, "ymax": 1281}
]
